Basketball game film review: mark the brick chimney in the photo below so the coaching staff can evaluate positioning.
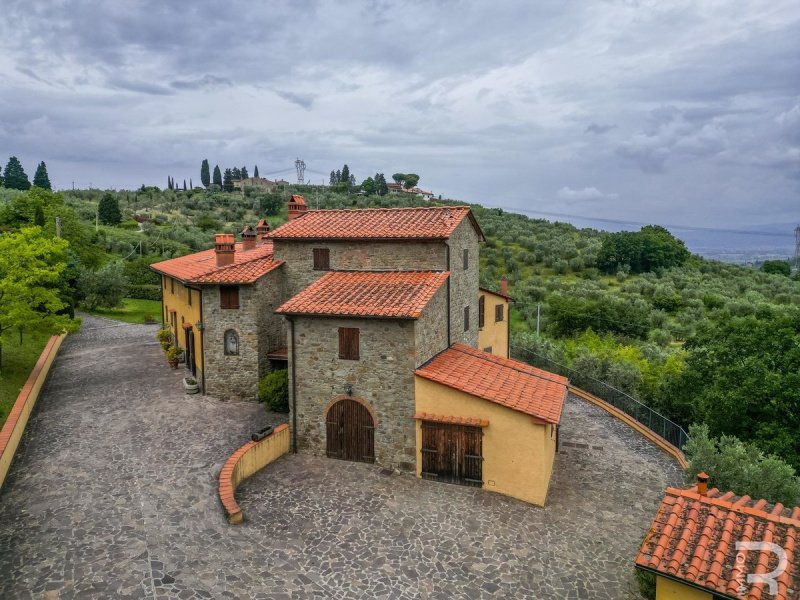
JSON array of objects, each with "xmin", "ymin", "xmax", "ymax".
[
  {"xmin": 287, "ymin": 194, "xmax": 308, "ymax": 221},
  {"xmin": 255, "ymin": 218, "xmax": 270, "ymax": 243},
  {"xmin": 214, "ymin": 233, "xmax": 235, "ymax": 267},
  {"xmin": 500, "ymin": 276, "xmax": 508, "ymax": 296},
  {"xmin": 696, "ymin": 472, "xmax": 709, "ymax": 496},
  {"xmin": 241, "ymin": 225, "xmax": 256, "ymax": 252}
]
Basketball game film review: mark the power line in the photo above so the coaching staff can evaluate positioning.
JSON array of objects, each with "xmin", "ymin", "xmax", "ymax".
[{"xmin": 479, "ymin": 205, "xmax": 796, "ymax": 238}]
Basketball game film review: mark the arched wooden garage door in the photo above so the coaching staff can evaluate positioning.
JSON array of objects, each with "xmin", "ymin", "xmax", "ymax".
[{"xmin": 325, "ymin": 399, "xmax": 375, "ymax": 463}]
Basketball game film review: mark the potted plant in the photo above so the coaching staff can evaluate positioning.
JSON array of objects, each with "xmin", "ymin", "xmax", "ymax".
[
  {"xmin": 165, "ymin": 345, "xmax": 181, "ymax": 369},
  {"xmin": 183, "ymin": 377, "xmax": 200, "ymax": 394},
  {"xmin": 156, "ymin": 327, "xmax": 172, "ymax": 351}
]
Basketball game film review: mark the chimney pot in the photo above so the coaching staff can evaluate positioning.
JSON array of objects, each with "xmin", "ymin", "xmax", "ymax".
[
  {"xmin": 214, "ymin": 233, "xmax": 235, "ymax": 267},
  {"xmin": 696, "ymin": 472, "xmax": 709, "ymax": 496},
  {"xmin": 287, "ymin": 194, "xmax": 308, "ymax": 221},
  {"xmin": 500, "ymin": 276, "xmax": 508, "ymax": 296},
  {"xmin": 256, "ymin": 218, "xmax": 270, "ymax": 243},
  {"xmin": 241, "ymin": 225, "xmax": 256, "ymax": 251}
]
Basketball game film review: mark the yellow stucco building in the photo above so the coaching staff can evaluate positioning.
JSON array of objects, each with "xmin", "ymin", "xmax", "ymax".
[
  {"xmin": 161, "ymin": 273, "xmax": 203, "ymax": 378},
  {"xmin": 414, "ymin": 343, "xmax": 568, "ymax": 506},
  {"xmin": 478, "ymin": 285, "xmax": 512, "ymax": 358}
]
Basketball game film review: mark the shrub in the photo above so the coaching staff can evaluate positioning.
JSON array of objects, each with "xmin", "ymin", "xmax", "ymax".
[
  {"xmin": 259, "ymin": 369, "xmax": 289, "ymax": 412},
  {"xmin": 128, "ymin": 284, "xmax": 162, "ymax": 301},
  {"xmin": 77, "ymin": 261, "xmax": 128, "ymax": 309},
  {"xmin": 634, "ymin": 569, "xmax": 656, "ymax": 600}
]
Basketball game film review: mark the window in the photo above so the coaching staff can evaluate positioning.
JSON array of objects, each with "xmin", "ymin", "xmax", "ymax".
[
  {"xmin": 495, "ymin": 303, "xmax": 504, "ymax": 322},
  {"xmin": 463, "ymin": 248, "xmax": 469, "ymax": 270},
  {"xmin": 478, "ymin": 296, "xmax": 485, "ymax": 328},
  {"xmin": 338, "ymin": 327, "xmax": 359, "ymax": 360},
  {"xmin": 463, "ymin": 306, "xmax": 470, "ymax": 331},
  {"xmin": 188, "ymin": 289, "xmax": 192, "ymax": 306},
  {"xmin": 170, "ymin": 278, "xmax": 174, "ymax": 294},
  {"xmin": 220, "ymin": 286, "xmax": 240, "ymax": 309},
  {"xmin": 224, "ymin": 329, "xmax": 239, "ymax": 355},
  {"xmin": 484, "ymin": 346, "xmax": 493, "ymax": 354},
  {"xmin": 313, "ymin": 248, "xmax": 330, "ymax": 271}
]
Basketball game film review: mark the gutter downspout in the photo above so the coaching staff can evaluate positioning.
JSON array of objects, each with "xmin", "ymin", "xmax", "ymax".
[
  {"xmin": 199, "ymin": 288, "xmax": 206, "ymax": 395},
  {"xmin": 445, "ymin": 244, "xmax": 451, "ymax": 346},
  {"xmin": 289, "ymin": 317, "xmax": 298, "ymax": 453}
]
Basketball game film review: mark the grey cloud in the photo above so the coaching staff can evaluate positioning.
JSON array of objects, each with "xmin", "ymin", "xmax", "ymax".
[
  {"xmin": 107, "ymin": 77, "xmax": 173, "ymax": 96},
  {"xmin": 170, "ymin": 75, "xmax": 232, "ymax": 90},
  {"xmin": 585, "ymin": 123, "xmax": 616, "ymax": 135},
  {"xmin": 275, "ymin": 90, "xmax": 316, "ymax": 110}
]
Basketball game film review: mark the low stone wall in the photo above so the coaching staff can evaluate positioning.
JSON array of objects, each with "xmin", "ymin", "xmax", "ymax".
[
  {"xmin": 0, "ymin": 334, "xmax": 66, "ymax": 491},
  {"xmin": 569, "ymin": 385, "xmax": 688, "ymax": 469},
  {"xmin": 218, "ymin": 423, "xmax": 290, "ymax": 524}
]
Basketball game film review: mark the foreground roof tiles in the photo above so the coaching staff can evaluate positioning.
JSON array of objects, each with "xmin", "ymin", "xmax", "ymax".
[
  {"xmin": 415, "ymin": 344, "xmax": 568, "ymax": 424},
  {"xmin": 268, "ymin": 206, "xmax": 484, "ymax": 241},
  {"xmin": 150, "ymin": 241, "xmax": 283, "ymax": 284},
  {"xmin": 636, "ymin": 486, "xmax": 800, "ymax": 599},
  {"xmin": 276, "ymin": 271, "xmax": 450, "ymax": 319}
]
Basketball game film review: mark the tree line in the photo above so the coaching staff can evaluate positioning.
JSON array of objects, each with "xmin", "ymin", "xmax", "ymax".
[
  {"xmin": 0, "ymin": 156, "xmax": 51, "ymax": 191},
  {"xmin": 198, "ymin": 159, "xmax": 262, "ymax": 192}
]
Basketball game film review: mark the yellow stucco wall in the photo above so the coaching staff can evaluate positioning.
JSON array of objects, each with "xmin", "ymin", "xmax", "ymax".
[
  {"xmin": 656, "ymin": 576, "xmax": 712, "ymax": 600},
  {"xmin": 161, "ymin": 275, "xmax": 203, "ymax": 377},
  {"xmin": 414, "ymin": 376, "xmax": 557, "ymax": 506},
  {"xmin": 478, "ymin": 290, "xmax": 510, "ymax": 358}
]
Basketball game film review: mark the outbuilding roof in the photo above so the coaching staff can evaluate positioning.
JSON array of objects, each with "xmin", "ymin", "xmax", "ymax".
[
  {"xmin": 150, "ymin": 241, "xmax": 283, "ymax": 284},
  {"xmin": 267, "ymin": 206, "xmax": 484, "ymax": 241},
  {"xmin": 275, "ymin": 270, "xmax": 450, "ymax": 319},
  {"xmin": 636, "ymin": 485, "xmax": 800, "ymax": 599},
  {"xmin": 415, "ymin": 344, "xmax": 568, "ymax": 424}
]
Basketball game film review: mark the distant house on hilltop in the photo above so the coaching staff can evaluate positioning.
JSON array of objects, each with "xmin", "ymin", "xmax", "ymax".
[
  {"xmin": 233, "ymin": 176, "xmax": 279, "ymax": 192},
  {"xmin": 386, "ymin": 182, "xmax": 434, "ymax": 199}
]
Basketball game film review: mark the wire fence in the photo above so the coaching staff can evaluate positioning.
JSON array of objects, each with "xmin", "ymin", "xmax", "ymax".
[{"xmin": 511, "ymin": 344, "xmax": 688, "ymax": 450}]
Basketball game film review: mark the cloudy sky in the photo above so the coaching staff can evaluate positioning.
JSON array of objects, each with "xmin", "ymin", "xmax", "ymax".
[{"xmin": 0, "ymin": 0, "xmax": 798, "ymax": 232}]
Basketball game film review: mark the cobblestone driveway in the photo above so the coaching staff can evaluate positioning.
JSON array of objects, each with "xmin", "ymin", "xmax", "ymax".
[{"xmin": 0, "ymin": 316, "xmax": 682, "ymax": 599}]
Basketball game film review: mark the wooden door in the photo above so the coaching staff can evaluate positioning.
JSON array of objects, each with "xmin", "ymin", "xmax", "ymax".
[
  {"xmin": 325, "ymin": 399, "xmax": 375, "ymax": 463},
  {"xmin": 184, "ymin": 329, "xmax": 196, "ymax": 376},
  {"xmin": 421, "ymin": 422, "xmax": 483, "ymax": 487}
]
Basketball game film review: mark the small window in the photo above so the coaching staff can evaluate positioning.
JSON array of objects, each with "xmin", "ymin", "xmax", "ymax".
[
  {"xmin": 495, "ymin": 304, "xmax": 504, "ymax": 322},
  {"xmin": 338, "ymin": 327, "xmax": 359, "ymax": 360},
  {"xmin": 224, "ymin": 329, "xmax": 239, "ymax": 355},
  {"xmin": 220, "ymin": 286, "xmax": 240, "ymax": 309},
  {"xmin": 484, "ymin": 346, "xmax": 493, "ymax": 354},
  {"xmin": 170, "ymin": 278, "xmax": 175, "ymax": 294},
  {"xmin": 463, "ymin": 248, "xmax": 469, "ymax": 270},
  {"xmin": 478, "ymin": 296, "xmax": 485, "ymax": 328},
  {"xmin": 463, "ymin": 306, "xmax": 470, "ymax": 332},
  {"xmin": 313, "ymin": 248, "xmax": 330, "ymax": 271},
  {"xmin": 188, "ymin": 288, "xmax": 192, "ymax": 306}
]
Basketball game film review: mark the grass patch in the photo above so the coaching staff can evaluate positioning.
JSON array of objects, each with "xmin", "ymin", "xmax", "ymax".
[
  {"xmin": 84, "ymin": 298, "xmax": 162, "ymax": 324},
  {"xmin": 0, "ymin": 330, "xmax": 52, "ymax": 426}
]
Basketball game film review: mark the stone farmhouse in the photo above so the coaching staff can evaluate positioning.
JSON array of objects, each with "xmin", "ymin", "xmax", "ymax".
[{"xmin": 152, "ymin": 197, "xmax": 568, "ymax": 505}]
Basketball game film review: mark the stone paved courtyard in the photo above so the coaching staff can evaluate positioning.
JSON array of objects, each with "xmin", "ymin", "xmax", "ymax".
[{"xmin": 0, "ymin": 316, "xmax": 682, "ymax": 599}]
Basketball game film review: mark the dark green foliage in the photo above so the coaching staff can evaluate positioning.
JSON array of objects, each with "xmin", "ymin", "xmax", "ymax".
[
  {"xmin": 761, "ymin": 259, "xmax": 791, "ymax": 277},
  {"xmin": 223, "ymin": 169, "xmax": 234, "ymax": 192},
  {"xmin": 684, "ymin": 424, "xmax": 800, "ymax": 506},
  {"xmin": 97, "ymin": 193, "xmax": 122, "ymax": 225},
  {"xmin": 340, "ymin": 164, "xmax": 350, "ymax": 185},
  {"xmin": 33, "ymin": 161, "xmax": 51, "ymax": 190},
  {"xmin": 634, "ymin": 570, "xmax": 656, "ymax": 600},
  {"xmin": 3, "ymin": 156, "xmax": 30, "ymax": 190},
  {"xmin": 360, "ymin": 177, "xmax": 375, "ymax": 195},
  {"xmin": 212, "ymin": 165, "xmax": 222, "ymax": 187},
  {"xmin": 232, "ymin": 167, "xmax": 241, "ymax": 181},
  {"xmin": 253, "ymin": 165, "xmax": 259, "ymax": 178},
  {"xmin": 546, "ymin": 294, "xmax": 650, "ymax": 338},
  {"xmin": 391, "ymin": 172, "xmax": 420, "ymax": 188},
  {"xmin": 33, "ymin": 204, "xmax": 45, "ymax": 227},
  {"xmin": 76, "ymin": 262, "xmax": 129, "ymax": 309},
  {"xmin": 201, "ymin": 159, "xmax": 210, "ymax": 188},
  {"xmin": 240, "ymin": 166, "xmax": 248, "ymax": 180},
  {"xmin": 258, "ymin": 369, "xmax": 289, "ymax": 412},
  {"xmin": 258, "ymin": 193, "xmax": 283, "ymax": 216},
  {"xmin": 122, "ymin": 257, "xmax": 160, "ymax": 285},
  {"xmin": 375, "ymin": 173, "xmax": 388, "ymax": 196},
  {"xmin": 597, "ymin": 225, "xmax": 690, "ymax": 274},
  {"xmin": 196, "ymin": 213, "xmax": 219, "ymax": 232},
  {"xmin": 127, "ymin": 284, "xmax": 162, "ymax": 301}
]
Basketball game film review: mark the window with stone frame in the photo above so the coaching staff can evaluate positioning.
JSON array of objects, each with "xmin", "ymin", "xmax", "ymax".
[
  {"xmin": 224, "ymin": 329, "xmax": 239, "ymax": 355},
  {"xmin": 495, "ymin": 303, "xmax": 504, "ymax": 322},
  {"xmin": 338, "ymin": 327, "xmax": 359, "ymax": 360},
  {"xmin": 313, "ymin": 248, "xmax": 331, "ymax": 271},
  {"xmin": 478, "ymin": 296, "xmax": 485, "ymax": 328},
  {"xmin": 463, "ymin": 248, "xmax": 469, "ymax": 270},
  {"xmin": 220, "ymin": 286, "xmax": 240, "ymax": 309},
  {"xmin": 463, "ymin": 306, "xmax": 470, "ymax": 331}
]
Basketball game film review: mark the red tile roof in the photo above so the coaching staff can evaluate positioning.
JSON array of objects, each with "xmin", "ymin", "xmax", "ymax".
[
  {"xmin": 267, "ymin": 206, "xmax": 484, "ymax": 241},
  {"xmin": 150, "ymin": 241, "xmax": 283, "ymax": 284},
  {"xmin": 479, "ymin": 286, "xmax": 514, "ymax": 302},
  {"xmin": 415, "ymin": 344, "xmax": 568, "ymax": 424},
  {"xmin": 636, "ymin": 485, "xmax": 800, "ymax": 599},
  {"xmin": 275, "ymin": 271, "xmax": 449, "ymax": 319}
]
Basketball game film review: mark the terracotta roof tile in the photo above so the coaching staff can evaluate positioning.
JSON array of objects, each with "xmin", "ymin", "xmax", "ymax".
[
  {"xmin": 415, "ymin": 344, "xmax": 568, "ymax": 424},
  {"xmin": 151, "ymin": 241, "xmax": 282, "ymax": 284},
  {"xmin": 268, "ymin": 206, "xmax": 484, "ymax": 241},
  {"xmin": 636, "ymin": 486, "xmax": 800, "ymax": 599},
  {"xmin": 276, "ymin": 271, "xmax": 449, "ymax": 319}
]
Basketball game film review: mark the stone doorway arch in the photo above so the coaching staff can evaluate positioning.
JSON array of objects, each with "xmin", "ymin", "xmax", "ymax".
[{"xmin": 325, "ymin": 397, "xmax": 375, "ymax": 463}]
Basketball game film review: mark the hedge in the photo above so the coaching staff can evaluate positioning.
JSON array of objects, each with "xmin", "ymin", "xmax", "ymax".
[{"xmin": 128, "ymin": 284, "xmax": 162, "ymax": 301}]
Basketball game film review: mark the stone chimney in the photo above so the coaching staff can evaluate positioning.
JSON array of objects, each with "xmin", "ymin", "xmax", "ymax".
[
  {"xmin": 255, "ymin": 218, "xmax": 270, "ymax": 243},
  {"xmin": 500, "ymin": 276, "xmax": 508, "ymax": 296},
  {"xmin": 241, "ymin": 225, "xmax": 256, "ymax": 252},
  {"xmin": 696, "ymin": 472, "xmax": 709, "ymax": 496},
  {"xmin": 287, "ymin": 194, "xmax": 308, "ymax": 221},
  {"xmin": 214, "ymin": 233, "xmax": 235, "ymax": 267}
]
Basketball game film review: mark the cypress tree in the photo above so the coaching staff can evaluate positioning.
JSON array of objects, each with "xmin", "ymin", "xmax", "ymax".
[
  {"xmin": 0, "ymin": 164, "xmax": 4, "ymax": 186},
  {"xmin": 212, "ymin": 165, "xmax": 222, "ymax": 187},
  {"xmin": 183, "ymin": 179, "xmax": 187, "ymax": 191},
  {"xmin": 232, "ymin": 167, "xmax": 241, "ymax": 181},
  {"xmin": 3, "ymin": 156, "xmax": 31, "ymax": 190},
  {"xmin": 241, "ymin": 165, "xmax": 249, "ymax": 180},
  {"xmin": 341, "ymin": 164, "xmax": 350, "ymax": 184},
  {"xmin": 190, "ymin": 178, "xmax": 193, "ymax": 189},
  {"xmin": 200, "ymin": 159, "xmax": 210, "ymax": 188},
  {"xmin": 32, "ymin": 161, "xmax": 51, "ymax": 190},
  {"xmin": 223, "ymin": 168, "xmax": 234, "ymax": 192},
  {"xmin": 34, "ymin": 204, "xmax": 45, "ymax": 226},
  {"xmin": 329, "ymin": 171, "xmax": 336, "ymax": 186},
  {"xmin": 98, "ymin": 193, "xmax": 122, "ymax": 225},
  {"xmin": 253, "ymin": 165, "xmax": 259, "ymax": 178}
]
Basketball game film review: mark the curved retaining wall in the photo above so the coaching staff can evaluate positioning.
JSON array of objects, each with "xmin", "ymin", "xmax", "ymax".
[
  {"xmin": 0, "ymin": 334, "xmax": 67, "ymax": 491},
  {"xmin": 569, "ymin": 385, "xmax": 688, "ymax": 469},
  {"xmin": 219, "ymin": 423, "xmax": 289, "ymax": 524}
]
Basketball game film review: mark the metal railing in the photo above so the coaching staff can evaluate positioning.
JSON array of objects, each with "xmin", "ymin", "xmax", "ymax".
[{"xmin": 511, "ymin": 344, "xmax": 688, "ymax": 450}]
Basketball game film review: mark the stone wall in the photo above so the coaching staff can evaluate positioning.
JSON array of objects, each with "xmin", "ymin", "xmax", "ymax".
[
  {"xmin": 203, "ymin": 269, "xmax": 285, "ymax": 401},
  {"xmin": 413, "ymin": 284, "xmax": 449, "ymax": 367},
  {"xmin": 445, "ymin": 218, "xmax": 481, "ymax": 348},
  {"xmin": 289, "ymin": 315, "xmax": 417, "ymax": 470}
]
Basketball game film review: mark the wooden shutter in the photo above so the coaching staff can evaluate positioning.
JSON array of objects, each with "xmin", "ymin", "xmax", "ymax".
[
  {"xmin": 220, "ymin": 286, "xmax": 240, "ymax": 309},
  {"xmin": 313, "ymin": 248, "xmax": 330, "ymax": 271},
  {"xmin": 463, "ymin": 306, "xmax": 470, "ymax": 332},
  {"xmin": 495, "ymin": 303, "xmax": 504, "ymax": 322},
  {"xmin": 338, "ymin": 327, "xmax": 359, "ymax": 360},
  {"xmin": 478, "ymin": 296, "xmax": 485, "ymax": 328}
]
